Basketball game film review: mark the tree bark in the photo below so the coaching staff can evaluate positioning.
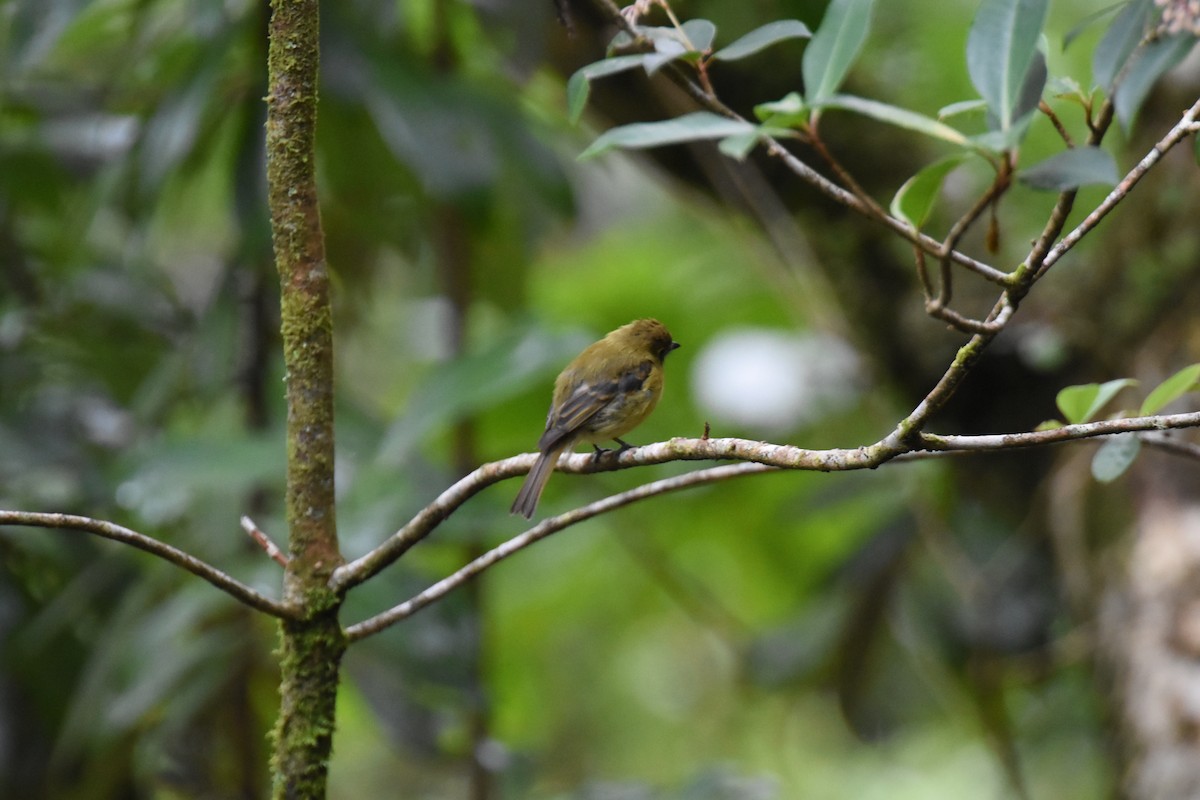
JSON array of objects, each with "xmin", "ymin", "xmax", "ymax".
[{"xmin": 265, "ymin": 0, "xmax": 346, "ymax": 797}]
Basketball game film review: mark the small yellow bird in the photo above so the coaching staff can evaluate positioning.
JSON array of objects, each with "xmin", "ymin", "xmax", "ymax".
[{"xmin": 511, "ymin": 318, "xmax": 680, "ymax": 518}]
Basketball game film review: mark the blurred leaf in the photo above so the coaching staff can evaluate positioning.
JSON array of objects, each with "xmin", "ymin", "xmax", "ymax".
[
  {"xmin": 1035, "ymin": 419, "xmax": 1064, "ymax": 431},
  {"xmin": 802, "ymin": 0, "xmax": 875, "ymax": 104},
  {"xmin": 819, "ymin": 94, "xmax": 970, "ymax": 146},
  {"xmin": 566, "ymin": 55, "xmax": 652, "ymax": 124},
  {"xmin": 890, "ymin": 154, "xmax": 970, "ymax": 229},
  {"xmin": 1017, "ymin": 146, "xmax": 1119, "ymax": 190},
  {"xmin": 1063, "ymin": 2, "xmax": 1129, "ymax": 51},
  {"xmin": 644, "ymin": 38, "xmax": 690, "ymax": 74},
  {"xmin": 717, "ymin": 131, "xmax": 763, "ymax": 160},
  {"xmin": 1047, "ymin": 75, "xmax": 1093, "ymax": 111},
  {"xmin": 680, "ymin": 19, "xmax": 718, "ymax": 52},
  {"xmin": 118, "ymin": 433, "xmax": 284, "ymax": 524},
  {"xmin": 967, "ymin": 0, "xmax": 1049, "ymax": 133},
  {"xmin": 938, "ymin": 98, "xmax": 989, "ymax": 119},
  {"xmin": 1056, "ymin": 378, "xmax": 1137, "ymax": 423},
  {"xmin": 753, "ymin": 92, "xmax": 810, "ymax": 128},
  {"xmin": 578, "ymin": 112, "xmax": 755, "ymax": 160},
  {"xmin": 712, "ymin": 20, "xmax": 812, "ymax": 62},
  {"xmin": 1140, "ymin": 363, "xmax": 1200, "ymax": 415},
  {"xmin": 1092, "ymin": 433, "xmax": 1141, "ymax": 482},
  {"xmin": 1114, "ymin": 33, "xmax": 1197, "ymax": 132},
  {"xmin": 378, "ymin": 326, "xmax": 590, "ymax": 463},
  {"xmin": 1093, "ymin": 0, "xmax": 1155, "ymax": 91}
]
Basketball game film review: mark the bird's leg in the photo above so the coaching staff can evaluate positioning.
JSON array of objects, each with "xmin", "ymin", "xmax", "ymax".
[{"xmin": 613, "ymin": 438, "xmax": 634, "ymax": 452}]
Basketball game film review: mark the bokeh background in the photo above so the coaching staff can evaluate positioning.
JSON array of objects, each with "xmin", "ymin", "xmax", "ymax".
[{"xmin": 2, "ymin": 0, "xmax": 1198, "ymax": 797}]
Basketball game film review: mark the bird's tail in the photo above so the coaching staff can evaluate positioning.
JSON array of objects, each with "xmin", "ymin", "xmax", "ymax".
[{"xmin": 510, "ymin": 444, "xmax": 566, "ymax": 519}]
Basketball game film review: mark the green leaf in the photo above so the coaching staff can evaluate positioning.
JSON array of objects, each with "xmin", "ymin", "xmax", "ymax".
[
  {"xmin": 967, "ymin": 0, "xmax": 1049, "ymax": 132},
  {"xmin": 1092, "ymin": 433, "xmax": 1141, "ymax": 482},
  {"xmin": 938, "ymin": 99, "xmax": 989, "ymax": 120},
  {"xmin": 1056, "ymin": 378, "xmax": 1137, "ymax": 423},
  {"xmin": 644, "ymin": 39, "xmax": 690, "ymax": 74},
  {"xmin": 718, "ymin": 131, "xmax": 762, "ymax": 160},
  {"xmin": 1140, "ymin": 363, "xmax": 1200, "ymax": 415},
  {"xmin": 1063, "ymin": 2, "xmax": 1128, "ymax": 52},
  {"xmin": 818, "ymin": 94, "xmax": 970, "ymax": 146},
  {"xmin": 753, "ymin": 92, "xmax": 810, "ymax": 128},
  {"xmin": 890, "ymin": 154, "xmax": 970, "ymax": 230},
  {"xmin": 1115, "ymin": 33, "xmax": 1197, "ymax": 132},
  {"xmin": 681, "ymin": 18, "xmax": 718, "ymax": 52},
  {"xmin": 566, "ymin": 55, "xmax": 652, "ymax": 123},
  {"xmin": 579, "ymin": 112, "xmax": 756, "ymax": 160},
  {"xmin": 1035, "ymin": 419, "xmax": 1064, "ymax": 432},
  {"xmin": 1017, "ymin": 146, "xmax": 1119, "ymax": 191},
  {"xmin": 712, "ymin": 20, "xmax": 812, "ymax": 61},
  {"xmin": 1093, "ymin": 0, "xmax": 1155, "ymax": 91},
  {"xmin": 802, "ymin": 0, "xmax": 875, "ymax": 104}
]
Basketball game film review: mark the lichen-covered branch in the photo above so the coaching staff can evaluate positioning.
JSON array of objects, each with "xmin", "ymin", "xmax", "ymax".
[
  {"xmin": 264, "ymin": 0, "xmax": 345, "ymax": 797},
  {"xmin": 333, "ymin": 411, "xmax": 1200, "ymax": 613}
]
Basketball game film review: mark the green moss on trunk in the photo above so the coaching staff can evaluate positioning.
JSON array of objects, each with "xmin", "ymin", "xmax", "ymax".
[{"xmin": 265, "ymin": 0, "xmax": 345, "ymax": 797}]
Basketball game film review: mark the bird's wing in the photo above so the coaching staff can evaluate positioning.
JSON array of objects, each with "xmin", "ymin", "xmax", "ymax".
[{"xmin": 537, "ymin": 360, "xmax": 652, "ymax": 452}]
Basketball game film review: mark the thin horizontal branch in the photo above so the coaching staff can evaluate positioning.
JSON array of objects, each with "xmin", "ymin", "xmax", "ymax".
[
  {"xmin": 346, "ymin": 411, "xmax": 1200, "ymax": 640},
  {"xmin": 334, "ymin": 410, "xmax": 1200, "ymax": 599},
  {"xmin": 917, "ymin": 411, "xmax": 1200, "ymax": 451},
  {"xmin": 343, "ymin": 462, "xmax": 775, "ymax": 641},
  {"xmin": 0, "ymin": 510, "xmax": 296, "ymax": 618}
]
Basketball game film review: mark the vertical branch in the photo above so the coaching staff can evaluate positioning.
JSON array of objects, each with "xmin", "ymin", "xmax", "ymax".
[{"xmin": 265, "ymin": 0, "xmax": 345, "ymax": 797}]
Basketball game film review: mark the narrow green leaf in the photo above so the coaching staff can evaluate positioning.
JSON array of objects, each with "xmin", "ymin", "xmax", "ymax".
[
  {"xmin": 1093, "ymin": 0, "xmax": 1155, "ymax": 91},
  {"xmin": 718, "ymin": 131, "xmax": 762, "ymax": 160},
  {"xmin": 1013, "ymin": 48, "xmax": 1048, "ymax": 125},
  {"xmin": 1056, "ymin": 378, "xmax": 1137, "ymax": 423},
  {"xmin": 1115, "ymin": 33, "xmax": 1197, "ymax": 132},
  {"xmin": 890, "ymin": 154, "xmax": 970, "ymax": 230},
  {"xmin": 713, "ymin": 20, "xmax": 812, "ymax": 61},
  {"xmin": 819, "ymin": 94, "xmax": 970, "ymax": 146},
  {"xmin": 802, "ymin": 0, "xmax": 875, "ymax": 104},
  {"xmin": 1063, "ymin": 2, "xmax": 1129, "ymax": 51},
  {"xmin": 1092, "ymin": 433, "xmax": 1141, "ymax": 482},
  {"xmin": 938, "ymin": 99, "xmax": 989, "ymax": 120},
  {"xmin": 1140, "ymin": 363, "xmax": 1200, "ymax": 415},
  {"xmin": 967, "ymin": 0, "xmax": 1049, "ymax": 131},
  {"xmin": 754, "ymin": 92, "xmax": 810, "ymax": 128},
  {"xmin": 1018, "ymin": 146, "xmax": 1119, "ymax": 191},
  {"xmin": 566, "ymin": 55, "xmax": 653, "ymax": 123},
  {"xmin": 579, "ymin": 112, "xmax": 756, "ymax": 160}
]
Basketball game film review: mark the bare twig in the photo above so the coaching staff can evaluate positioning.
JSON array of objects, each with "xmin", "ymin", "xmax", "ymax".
[
  {"xmin": 329, "ymin": 455, "xmax": 531, "ymax": 593},
  {"xmin": 333, "ymin": 409, "xmax": 1200, "ymax": 601},
  {"xmin": 1040, "ymin": 100, "xmax": 1075, "ymax": 147},
  {"xmin": 344, "ymin": 410, "xmax": 1200, "ymax": 640},
  {"xmin": 926, "ymin": 303, "xmax": 1004, "ymax": 335},
  {"xmin": 342, "ymin": 462, "xmax": 774, "ymax": 640},
  {"xmin": 0, "ymin": 510, "xmax": 295, "ymax": 618},
  {"xmin": 241, "ymin": 515, "xmax": 290, "ymax": 567},
  {"xmin": 916, "ymin": 412, "xmax": 1200, "ymax": 451}
]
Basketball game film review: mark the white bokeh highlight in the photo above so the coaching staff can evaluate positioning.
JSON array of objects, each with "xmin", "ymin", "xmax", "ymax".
[{"xmin": 690, "ymin": 328, "xmax": 864, "ymax": 436}]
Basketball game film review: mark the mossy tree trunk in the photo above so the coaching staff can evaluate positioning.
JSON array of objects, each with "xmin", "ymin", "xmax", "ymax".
[{"xmin": 264, "ymin": 0, "xmax": 346, "ymax": 797}]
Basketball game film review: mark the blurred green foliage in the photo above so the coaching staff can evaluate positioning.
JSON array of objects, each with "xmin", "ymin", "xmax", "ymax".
[{"xmin": 1, "ymin": 0, "xmax": 1197, "ymax": 798}]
